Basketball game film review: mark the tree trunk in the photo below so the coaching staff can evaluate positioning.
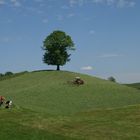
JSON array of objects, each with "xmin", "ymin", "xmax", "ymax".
[{"xmin": 56, "ymin": 65, "xmax": 60, "ymax": 71}]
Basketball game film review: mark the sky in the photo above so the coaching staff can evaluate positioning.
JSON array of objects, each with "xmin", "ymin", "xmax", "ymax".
[{"xmin": 0, "ymin": 0, "xmax": 140, "ymax": 83}]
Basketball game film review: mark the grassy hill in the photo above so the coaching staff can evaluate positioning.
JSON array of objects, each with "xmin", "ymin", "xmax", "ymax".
[
  {"xmin": 0, "ymin": 71, "xmax": 140, "ymax": 140},
  {"xmin": 125, "ymin": 83, "xmax": 140, "ymax": 90}
]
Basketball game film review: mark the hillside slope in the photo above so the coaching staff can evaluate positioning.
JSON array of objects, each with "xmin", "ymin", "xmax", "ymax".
[
  {"xmin": 1, "ymin": 71, "xmax": 140, "ymax": 140},
  {"xmin": 0, "ymin": 71, "xmax": 140, "ymax": 116},
  {"xmin": 125, "ymin": 83, "xmax": 140, "ymax": 90}
]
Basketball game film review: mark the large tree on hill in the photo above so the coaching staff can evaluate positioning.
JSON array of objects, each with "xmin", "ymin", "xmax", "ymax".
[{"xmin": 42, "ymin": 30, "xmax": 75, "ymax": 70}]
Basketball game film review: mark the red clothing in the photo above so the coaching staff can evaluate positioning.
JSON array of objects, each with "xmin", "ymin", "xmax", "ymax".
[{"xmin": 0, "ymin": 96, "xmax": 5, "ymax": 101}]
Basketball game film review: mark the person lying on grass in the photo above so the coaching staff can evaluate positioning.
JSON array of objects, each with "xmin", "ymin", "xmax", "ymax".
[{"xmin": 5, "ymin": 100, "xmax": 12, "ymax": 109}]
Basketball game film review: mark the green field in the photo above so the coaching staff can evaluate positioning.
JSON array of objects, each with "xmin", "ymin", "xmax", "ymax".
[
  {"xmin": 0, "ymin": 71, "xmax": 140, "ymax": 140},
  {"xmin": 125, "ymin": 83, "xmax": 140, "ymax": 90}
]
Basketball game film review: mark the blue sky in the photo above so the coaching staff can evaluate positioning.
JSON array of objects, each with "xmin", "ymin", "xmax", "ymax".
[{"xmin": 0, "ymin": 0, "xmax": 140, "ymax": 83}]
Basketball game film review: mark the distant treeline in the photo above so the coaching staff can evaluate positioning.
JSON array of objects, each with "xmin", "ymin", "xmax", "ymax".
[{"xmin": 0, "ymin": 71, "xmax": 28, "ymax": 81}]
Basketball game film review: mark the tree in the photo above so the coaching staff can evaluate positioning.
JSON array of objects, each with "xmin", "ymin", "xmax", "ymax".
[
  {"xmin": 42, "ymin": 30, "xmax": 75, "ymax": 70},
  {"xmin": 5, "ymin": 71, "xmax": 13, "ymax": 76},
  {"xmin": 0, "ymin": 73, "xmax": 4, "ymax": 77},
  {"xmin": 108, "ymin": 76, "xmax": 116, "ymax": 82}
]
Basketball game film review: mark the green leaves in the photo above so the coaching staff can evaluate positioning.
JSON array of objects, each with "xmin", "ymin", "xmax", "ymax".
[{"xmin": 43, "ymin": 30, "xmax": 75, "ymax": 70}]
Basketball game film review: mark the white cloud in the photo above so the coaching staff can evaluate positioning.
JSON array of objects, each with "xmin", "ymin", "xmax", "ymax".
[
  {"xmin": 0, "ymin": 0, "xmax": 136, "ymax": 9},
  {"xmin": 81, "ymin": 66, "xmax": 93, "ymax": 70},
  {"xmin": 68, "ymin": 0, "xmax": 136, "ymax": 8},
  {"xmin": 93, "ymin": 0, "xmax": 136, "ymax": 8}
]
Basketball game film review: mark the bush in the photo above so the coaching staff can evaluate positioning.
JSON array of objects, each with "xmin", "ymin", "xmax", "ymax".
[
  {"xmin": 108, "ymin": 76, "xmax": 116, "ymax": 82},
  {"xmin": 5, "ymin": 71, "xmax": 14, "ymax": 76},
  {"xmin": 0, "ymin": 73, "xmax": 4, "ymax": 77}
]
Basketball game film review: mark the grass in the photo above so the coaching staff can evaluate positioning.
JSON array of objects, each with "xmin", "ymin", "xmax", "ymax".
[
  {"xmin": 125, "ymin": 83, "xmax": 140, "ymax": 90},
  {"xmin": 0, "ymin": 108, "xmax": 77, "ymax": 140},
  {"xmin": 0, "ymin": 71, "xmax": 28, "ymax": 82},
  {"xmin": 0, "ymin": 70, "xmax": 140, "ymax": 139},
  {"xmin": 0, "ymin": 105, "xmax": 140, "ymax": 140}
]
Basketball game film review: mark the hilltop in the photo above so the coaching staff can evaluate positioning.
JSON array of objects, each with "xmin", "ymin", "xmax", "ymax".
[{"xmin": 0, "ymin": 71, "xmax": 140, "ymax": 139}]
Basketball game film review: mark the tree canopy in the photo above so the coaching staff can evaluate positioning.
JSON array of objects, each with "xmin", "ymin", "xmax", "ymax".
[
  {"xmin": 108, "ymin": 76, "xmax": 116, "ymax": 82},
  {"xmin": 43, "ymin": 30, "xmax": 75, "ymax": 70}
]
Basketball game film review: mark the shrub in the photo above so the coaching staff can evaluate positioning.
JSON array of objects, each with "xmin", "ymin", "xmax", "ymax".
[
  {"xmin": 108, "ymin": 76, "xmax": 116, "ymax": 82},
  {"xmin": 0, "ymin": 73, "xmax": 4, "ymax": 77},
  {"xmin": 5, "ymin": 71, "xmax": 14, "ymax": 76}
]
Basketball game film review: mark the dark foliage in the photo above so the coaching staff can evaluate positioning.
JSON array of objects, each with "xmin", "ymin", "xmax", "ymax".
[
  {"xmin": 43, "ymin": 30, "xmax": 75, "ymax": 70},
  {"xmin": 108, "ymin": 76, "xmax": 116, "ymax": 82}
]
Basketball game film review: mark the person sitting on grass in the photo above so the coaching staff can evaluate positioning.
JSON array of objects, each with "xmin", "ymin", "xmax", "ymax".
[
  {"xmin": 0, "ymin": 96, "xmax": 5, "ymax": 107},
  {"xmin": 5, "ymin": 100, "xmax": 12, "ymax": 109}
]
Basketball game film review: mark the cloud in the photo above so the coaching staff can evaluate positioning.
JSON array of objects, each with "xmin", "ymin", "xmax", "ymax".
[
  {"xmin": 69, "ymin": 0, "xmax": 78, "ymax": 7},
  {"xmin": 11, "ymin": 0, "xmax": 21, "ymax": 7},
  {"xmin": 117, "ymin": 0, "xmax": 136, "ymax": 8},
  {"xmin": 0, "ymin": 0, "xmax": 136, "ymax": 8},
  {"xmin": 69, "ymin": 0, "xmax": 85, "ymax": 7},
  {"xmin": 92, "ymin": 0, "xmax": 104, "ymax": 4},
  {"xmin": 98, "ymin": 54, "xmax": 123, "ymax": 58},
  {"xmin": 0, "ymin": 0, "xmax": 5, "ymax": 5},
  {"xmin": 93, "ymin": 0, "xmax": 136, "ymax": 8},
  {"xmin": 68, "ymin": 0, "xmax": 136, "ymax": 8},
  {"xmin": 81, "ymin": 66, "xmax": 93, "ymax": 70}
]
